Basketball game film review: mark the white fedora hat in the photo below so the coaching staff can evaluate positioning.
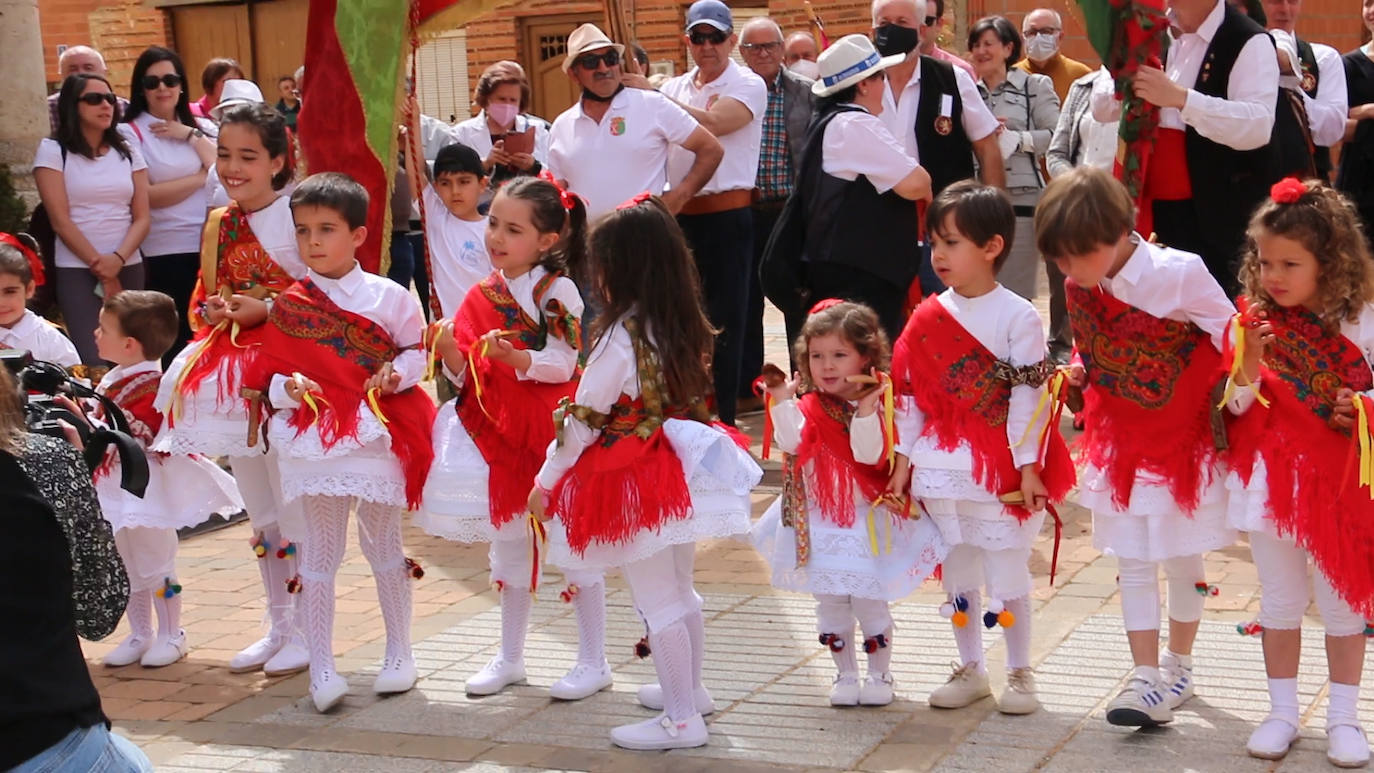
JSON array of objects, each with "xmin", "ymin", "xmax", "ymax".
[
  {"xmin": 562, "ymin": 23, "xmax": 626, "ymax": 73},
  {"xmin": 211, "ymin": 79, "xmax": 265, "ymax": 121},
  {"xmin": 812, "ymin": 34, "xmax": 904, "ymax": 97}
]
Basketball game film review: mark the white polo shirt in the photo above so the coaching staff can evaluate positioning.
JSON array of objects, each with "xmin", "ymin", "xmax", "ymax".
[
  {"xmin": 547, "ymin": 88, "xmax": 700, "ymax": 221},
  {"xmin": 879, "ymin": 58, "xmax": 1000, "ymax": 165},
  {"xmin": 660, "ymin": 60, "xmax": 767, "ymax": 195}
]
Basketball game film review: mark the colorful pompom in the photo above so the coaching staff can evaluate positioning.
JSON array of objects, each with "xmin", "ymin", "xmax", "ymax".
[
  {"xmin": 983, "ymin": 611, "xmax": 999, "ymax": 629},
  {"xmin": 1236, "ymin": 620, "xmax": 1263, "ymax": 637},
  {"xmin": 951, "ymin": 610, "xmax": 969, "ymax": 628},
  {"xmin": 405, "ymin": 557, "xmax": 424, "ymax": 579},
  {"xmin": 819, "ymin": 633, "xmax": 846, "ymax": 652},
  {"xmin": 275, "ymin": 539, "xmax": 296, "ymax": 559},
  {"xmin": 559, "ymin": 584, "xmax": 580, "ymax": 603},
  {"xmin": 1195, "ymin": 582, "xmax": 1219, "ymax": 597},
  {"xmin": 998, "ymin": 610, "xmax": 1016, "ymax": 628},
  {"xmin": 1364, "ymin": 622, "xmax": 1373, "ymax": 637},
  {"xmin": 491, "ymin": 579, "xmax": 505, "ymax": 593},
  {"xmin": 250, "ymin": 535, "xmax": 267, "ymax": 558},
  {"xmin": 986, "ymin": 598, "xmax": 1005, "ymax": 615},
  {"xmin": 156, "ymin": 578, "xmax": 182, "ymax": 599},
  {"xmin": 954, "ymin": 595, "xmax": 970, "ymax": 612},
  {"xmin": 938, "ymin": 601, "xmax": 955, "ymax": 619},
  {"xmin": 634, "ymin": 636, "xmax": 652, "ymax": 658},
  {"xmin": 863, "ymin": 634, "xmax": 888, "ymax": 653},
  {"xmin": 286, "ymin": 575, "xmax": 302, "ymax": 594}
]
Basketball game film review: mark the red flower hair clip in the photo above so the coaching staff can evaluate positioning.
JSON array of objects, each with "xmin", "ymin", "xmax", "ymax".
[
  {"xmin": 0, "ymin": 232, "xmax": 44, "ymax": 287},
  {"xmin": 616, "ymin": 191, "xmax": 654, "ymax": 210},
  {"xmin": 1270, "ymin": 177, "xmax": 1307, "ymax": 205},
  {"xmin": 809, "ymin": 298, "xmax": 844, "ymax": 314},
  {"xmin": 537, "ymin": 169, "xmax": 582, "ymax": 212}
]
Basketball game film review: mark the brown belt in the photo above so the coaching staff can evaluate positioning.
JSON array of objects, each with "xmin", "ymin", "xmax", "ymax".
[{"xmin": 679, "ymin": 189, "xmax": 753, "ymax": 216}]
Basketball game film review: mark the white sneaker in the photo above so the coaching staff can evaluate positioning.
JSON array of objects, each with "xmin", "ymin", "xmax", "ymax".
[
  {"xmin": 140, "ymin": 630, "xmax": 188, "ymax": 668},
  {"xmin": 550, "ymin": 661, "xmax": 613, "ymax": 700},
  {"xmin": 465, "ymin": 656, "xmax": 526, "ymax": 696},
  {"xmin": 637, "ymin": 682, "xmax": 715, "ymax": 714},
  {"xmin": 830, "ymin": 672, "xmax": 861, "ymax": 706},
  {"xmin": 311, "ymin": 671, "xmax": 348, "ymax": 713},
  {"xmin": 1246, "ymin": 716, "xmax": 1300, "ymax": 760},
  {"xmin": 1105, "ymin": 667, "xmax": 1173, "ymax": 727},
  {"xmin": 928, "ymin": 661, "xmax": 992, "ymax": 709},
  {"xmin": 228, "ymin": 636, "xmax": 281, "ymax": 673},
  {"xmin": 859, "ymin": 673, "xmax": 895, "ymax": 706},
  {"xmin": 373, "ymin": 655, "xmax": 417, "ymax": 695},
  {"xmin": 103, "ymin": 634, "xmax": 152, "ymax": 667},
  {"xmin": 998, "ymin": 667, "xmax": 1040, "ymax": 715},
  {"xmin": 263, "ymin": 640, "xmax": 310, "ymax": 676},
  {"xmin": 1328, "ymin": 724, "xmax": 1371, "ymax": 768},
  {"xmin": 610, "ymin": 713, "xmax": 709, "ymax": 750},
  {"xmin": 1159, "ymin": 651, "xmax": 1195, "ymax": 709}
]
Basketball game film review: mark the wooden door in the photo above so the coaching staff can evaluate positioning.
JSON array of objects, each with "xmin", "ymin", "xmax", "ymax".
[
  {"xmin": 169, "ymin": 4, "xmax": 253, "ymax": 99},
  {"xmin": 250, "ymin": 0, "xmax": 308, "ymax": 101},
  {"xmin": 522, "ymin": 14, "xmax": 601, "ymax": 122}
]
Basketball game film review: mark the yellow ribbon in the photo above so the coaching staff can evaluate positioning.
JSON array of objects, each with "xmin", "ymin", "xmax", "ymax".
[
  {"xmin": 366, "ymin": 386, "xmax": 391, "ymax": 425},
  {"xmin": 169, "ymin": 321, "xmax": 227, "ymax": 420},
  {"xmin": 882, "ymin": 377, "xmax": 896, "ymax": 472},
  {"xmin": 1356, "ymin": 396, "xmax": 1374, "ymax": 498},
  {"xmin": 1015, "ymin": 369, "xmax": 1066, "ymax": 451},
  {"xmin": 527, "ymin": 511, "xmax": 548, "ymax": 595},
  {"xmin": 466, "ymin": 339, "xmax": 495, "ymax": 420},
  {"xmin": 423, "ymin": 323, "xmax": 442, "ymax": 382},
  {"xmin": 866, "ymin": 496, "xmax": 895, "ymax": 556},
  {"xmin": 1217, "ymin": 314, "xmax": 1271, "ymax": 409}
]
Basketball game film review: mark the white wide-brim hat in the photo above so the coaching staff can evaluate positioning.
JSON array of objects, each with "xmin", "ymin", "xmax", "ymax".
[
  {"xmin": 812, "ymin": 34, "xmax": 905, "ymax": 97},
  {"xmin": 563, "ymin": 23, "xmax": 627, "ymax": 73},
  {"xmin": 211, "ymin": 79, "xmax": 266, "ymax": 121}
]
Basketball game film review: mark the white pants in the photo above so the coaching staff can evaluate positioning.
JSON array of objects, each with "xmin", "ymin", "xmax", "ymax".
[
  {"xmin": 489, "ymin": 535, "xmax": 603, "ymax": 590},
  {"xmin": 815, "ymin": 594, "xmax": 893, "ymax": 637},
  {"xmin": 230, "ymin": 452, "xmax": 304, "ymax": 541},
  {"xmin": 113, "ymin": 526, "xmax": 178, "ymax": 593},
  {"xmin": 622, "ymin": 542, "xmax": 701, "ymax": 633},
  {"xmin": 1251, "ymin": 532, "xmax": 1366, "ymax": 636},
  {"xmin": 1117, "ymin": 554, "xmax": 1205, "ymax": 631},
  {"xmin": 941, "ymin": 543, "xmax": 1034, "ymax": 601}
]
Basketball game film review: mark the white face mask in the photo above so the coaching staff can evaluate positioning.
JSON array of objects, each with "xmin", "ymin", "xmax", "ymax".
[
  {"xmin": 790, "ymin": 59, "xmax": 821, "ymax": 79},
  {"xmin": 1025, "ymin": 32, "xmax": 1059, "ymax": 61}
]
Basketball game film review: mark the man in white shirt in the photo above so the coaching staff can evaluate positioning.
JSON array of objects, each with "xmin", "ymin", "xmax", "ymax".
[{"xmin": 1263, "ymin": 0, "xmax": 1347, "ymax": 181}]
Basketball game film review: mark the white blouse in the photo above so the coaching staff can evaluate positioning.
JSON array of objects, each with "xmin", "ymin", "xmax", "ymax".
[
  {"xmin": 769, "ymin": 397, "xmax": 884, "ymax": 463},
  {"xmin": 0, "ymin": 310, "xmax": 80, "ymax": 368}
]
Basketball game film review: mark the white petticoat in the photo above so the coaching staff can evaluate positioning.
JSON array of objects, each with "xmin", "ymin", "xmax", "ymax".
[
  {"xmin": 269, "ymin": 405, "xmax": 407, "ymax": 507},
  {"xmin": 750, "ymin": 493, "xmax": 947, "ymax": 600},
  {"xmin": 547, "ymin": 418, "xmax": 762, "ymax": 572},
  {"xmin": 413, "ymin": 398, "xmax": 510, "ymax": 543},
  {"xmin": 907, "ymin": 440, "xmax": 1043, "ymax": 551},
  {"xmin": 1081, "ymin": 463, "xmax": 1237, "ymax": 562},
  {"xmin": 95, "ymin": 453, "xmax": 244, "ymax": 532},
  {"xmin": 1224, "ymin": 458, "xmax": 1287, "ymax": 540},
  {"xmin": 152, "ymin": 337, "xmax": 256, "ymax": 457}
]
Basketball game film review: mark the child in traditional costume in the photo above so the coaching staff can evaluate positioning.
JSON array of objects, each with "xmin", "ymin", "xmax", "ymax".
[
  {"xmin": 751, "ymin": 299, "xmax": 946, "ymax": 707},
  {"xmin": 241, "ymin": 173, "xmax": 435, "ymax": 713},
  {"xmin": 417, "ymin": 177, "xmax": 610, "ymax": 700},
  {"xmin": 0, "ymin": 235, "xmax": 79, "ymax": 368},
  {"xmin": 530, "ymin": 195, "xmax": 761, "ymax": 751},
  {"xmin": 1035, "ymin": 167, "xmax": 1237, "ymax": 728},
  {"xmin": 91, "ymin": 291, "xmax": 243, "ymax": 667},
  {"xmin": 152, "ymin": 103, "xmax": 310, "ymax": 677},
  {"xmin": 1223, "ymin": 178, "xmax": 1372, "ymax": 768},
  {"xmin": 889, "ymin": 182, "xmax": 1075, "ymax": 715}
]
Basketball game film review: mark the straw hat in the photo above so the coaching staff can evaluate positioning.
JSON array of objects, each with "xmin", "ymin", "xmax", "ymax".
[
  {"xmin": 811, "ymin": 34, "xmax": 904, "ymax": 97},
  {"xmin": 562, "ymin": 23, "xmax": 626, "ymax": 73}
]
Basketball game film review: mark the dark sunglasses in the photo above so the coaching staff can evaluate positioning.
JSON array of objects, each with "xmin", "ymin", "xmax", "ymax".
[
  {"xmin": 78, "ymin": 92, "xmax": 117, "ymax": 106},
  {"xmin": 575, "ymin": 50, "xmax": 621, "ymax": 70},
  {"xmin": 924, "ymin": 15, "xmax": 938, "ymax": 26},
  {"xmin": 141, "ymin": 73, "xmax": 183, "ymax": 90},
  {"xmin": 689, "ymin": 28, "xmax": 729, "ymax": 45}
]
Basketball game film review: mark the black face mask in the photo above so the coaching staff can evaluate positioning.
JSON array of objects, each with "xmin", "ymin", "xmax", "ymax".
[
  {"xmin": 582, "ymin": 83, "xmax": 626, "ymax": 103},
  {"xmin": 873, "ymin": 23, "xmax": 921, "ymax": 57}
]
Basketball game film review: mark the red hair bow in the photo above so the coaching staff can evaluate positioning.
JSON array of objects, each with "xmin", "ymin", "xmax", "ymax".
[
  {"xmin": 1270, "ymin": 177, "xmax": 1306, "ymax": 205},
  {"xmin": 809, "ymin": 298, "xmax": 844, "ymax": 314},
  {"xmin": 538, "ymin": 169, "xmax": 581, "ymax": 212},
  {"xmin": 616, "ymin": 192, "xmax": 653, "ymax": 210},
  {"xmin": 0, "ymin": 232, "xmax": 44, "ymax": 287}
]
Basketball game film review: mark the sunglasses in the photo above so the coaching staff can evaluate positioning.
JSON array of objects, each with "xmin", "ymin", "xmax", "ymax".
[
  {"xmin": 141, "ymin": 73, "xmax": 183, "ymax": 90},
  {"xmin": 574, "ymin": 50, "xmax": 621, "ymax": 70},
  {"xmin": 689, "ymin": 28, "xmax": 729, "ymax": 46},
  {"xmin": 78, "ymin": 92, "xmax": 118, "ymax": 106},
  {"xmin": 924, "ymin": 15, "xmax": 938, "ymax": 26}
]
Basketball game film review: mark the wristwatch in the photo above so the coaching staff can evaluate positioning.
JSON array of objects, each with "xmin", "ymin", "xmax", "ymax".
[{"xmin": 187, "ymin": 127, "xmax": 204, "ymax": 141}]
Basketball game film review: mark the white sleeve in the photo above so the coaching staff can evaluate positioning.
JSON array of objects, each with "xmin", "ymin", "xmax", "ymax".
[
  {"xmin": 734, "ymin": 76, "xmax": 768, "ymax": 122},
  {"xmin": 534, "ymin": 330, "xmax": 633, "ymax": 490},
  {"xmin": 522, "ymin": 277, "xmax": 585, "ymax": 384},
  {"xmin": 1005, "ymin": 304, "xmax": 1050, "ymax": 468},
  {"xmin": 268, "ymin": 373, "xmax": 299, "ymax": 407},
  {"xmin": 40, "ymin": 324, "xmax": 81, "ymax": 368},
  {"xmin": 894, "ymin": 393, "xmax": 925, "ymax": 458},
  {"xmin": 534, "ymin": 121, "xmax": 551, "ymax": 166},
  {"xmin": 849, "ymin": 411, "xmax": 885, "ymax": 465},
  {"xmin": 821, "ymin": 116, "xmax": 919, "ymax": 193},
  {"xmin": 1178, "ymin": 258, "xmax": 1239, "ymax": 351},
  {"xmin": 1090, "ymin": 74, "xmax": 1123, "ymax": 122},
  {"xmin": 1179, "ymin": 33, "xmax": 1279, "ymax": 150},
  {"xmin": 420, "ymin": 114, "xmax": 456, "ymax": 160},
  {"xmin": 128, "ymin": 144, "xmax": 147, "ymax": 172},
  {"xmin": 956, "ymin": 67, "xmax": 1001, "ymax": 142},
  {"xmin": 33, "ymin": 138, "xmax": 62, "ymax": 171},
  {"xmin": 770, "ymin": 398, "xmax": 805, "ymax": 454},
  {"xmin": 546, "ymin": 119, "xmax": 568, "ymax": 181},
  {"xmin": 1304, "ymin": 45, "xmax": 1349, "ymax": 147},
  {"xmin": 383, "ymin": 286, "xmax": 428, "ymax": 392}
]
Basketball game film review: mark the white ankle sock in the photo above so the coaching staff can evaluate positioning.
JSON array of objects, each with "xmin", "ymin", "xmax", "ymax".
[
  {"xmin": 649, "ymin": 619, "xmax": 696, "ymax": 721},
  {"xmin": 1268, "ymin": 677, "xmax": 1300, "ymax": 724},
  {"xmin": 1164, "ymin": 649, "xmax": 1193, "ymax": 669},
  {"xmin": 1329, "ymin": 681, "xmax": 1362, "ymax": 728},
  {"xmin": 952, "ymin": 591, "xmax": 986, "ymax": 672},
  {"xmin": 571, "ymin": 580, "xmax": 607, "ymax": 667},
  {"xmin": 500, "ymin": 585, "xmax": 532, "ymax": 664},
  {"xmin": 1002, "ymin": 596, "xmax": 1031, "ymax": 670}
]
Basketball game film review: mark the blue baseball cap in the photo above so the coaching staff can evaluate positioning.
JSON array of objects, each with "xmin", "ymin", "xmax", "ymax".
[{"xmin": 686, "ymin": 0, "xmax": 732, "ymax": 32}]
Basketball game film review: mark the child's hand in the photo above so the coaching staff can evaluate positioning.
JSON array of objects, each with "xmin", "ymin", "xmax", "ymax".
[
  {"xmin": 285, "ymin": 372, "xmax": 321, "ymax": 403},
  {"xmin": 365, "ymin": 362, "xmax": 403, "ymax": 395},
  {"xmin": 426, "ymin": 318, "xmax": 457, "ymax": 358},
  {"xmin": 480, "ymin": 329, "xmax": 519, "ymax": 366},
  {"xmin": 886, "ymin": 458, "xmax": 911, "ymax": 498},
  {"xmin": 854, "ymin": 369, "xmax": 889, "ymax": 417},
  {"xmin": 204, "ymin": 295, "xmax": 229, "ymax": 325},
  {"xmin": 1019, "ymin": 464, "xmax": 1049, "ymax": 513},
  {"xmin": 1065, "ymin": 363, "xmax": 1086, "ymax": 387},
  {"xmin": 528, "ymin": 486, "xmax": 553, "ymax": 522},
  {"xmin": 1239, "ymin": 318, "xmax": 1274, "ymax": 385},
  {"xmin": 762, "ymin": 364, "xmax": 798, "ymax": 404},
  {"xmin": 1333, "ymin": 388, "xmax": 1358, "ymax": 429},
  {"xmin": 225, "ymin": 294, "xmax": 270, "ymax": 327}
]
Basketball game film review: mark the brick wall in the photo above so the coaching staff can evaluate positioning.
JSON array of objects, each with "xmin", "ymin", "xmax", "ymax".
[{"xmin": 37, "ymin": 0, "xmax": 170, "ymax": 93}]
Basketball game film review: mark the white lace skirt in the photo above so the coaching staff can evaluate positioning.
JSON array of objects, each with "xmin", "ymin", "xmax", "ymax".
[
  {"xmin": 1081, "ymin": 463, "xmax": 1237, "ymax": 562},
  {"xmin": 907, "ymin": 441, "xmax": 1043, "ymax": 551},
  {"xmin": 1224, "ymin": 459, "xmax": 1285, "ymax": 539},
  {"xmin": 548, "ymin": 418, "xmax": 762, "ymax": 572},
  {"xmin": 413, "ymin": 398, "xmax": 504, "ymax": 542},
  {"xmin": 96, "ymin": 453, "xmax": 244, "ymax": 532},
  {"xmin": 750, "ymin": 493, "xmax": 947, "ymax": 600},
  {"xmin": 152, "ymin": 338, "xmax": 256, "ymax": 457},
  {"xmin": 269, "ymin": 406, "xmax": 407, "ymax": 507}
]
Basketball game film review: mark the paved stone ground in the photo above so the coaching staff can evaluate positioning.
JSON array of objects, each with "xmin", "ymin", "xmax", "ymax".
[{"xmin": 78, "ymin": 298, "xmax": 1374, "ymax": 771}]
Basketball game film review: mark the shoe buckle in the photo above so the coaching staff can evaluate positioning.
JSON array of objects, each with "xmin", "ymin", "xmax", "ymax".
[{"xmin": 658, "ymin": 715, "xmax": 680, "ymax": 738}]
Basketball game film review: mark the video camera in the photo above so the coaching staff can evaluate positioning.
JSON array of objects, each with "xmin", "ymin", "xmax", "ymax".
[{"xmin": 1, "ymin": 349, "xmax": 150, "ymax": 496}]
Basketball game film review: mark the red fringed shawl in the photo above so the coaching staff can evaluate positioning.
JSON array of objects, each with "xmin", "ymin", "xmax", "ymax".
[
  {"xmin": 1066, "ymin": 282, "xmax": 1223, "ymax": 512},
  {"xmin": 785, "ymin": 392, "xmax": 892, "ymax": 529},
  {"xmin": 454, "ymin": 271, "xmax": 580, "ymax": 527},
  {"xmin": 245, "ymin": 278, "xmax": 437, "ymax": 508},
  {"xmin": 95, "ymin": 369, "xmax": 163, "ymax": 480},
  {"xmin": 894, "ymin": 296, "xmax": 1075, "ymax": 519},
  {"xmin": 1225, "ymin": 301, "xmax": 1374, "ymax": 618}
]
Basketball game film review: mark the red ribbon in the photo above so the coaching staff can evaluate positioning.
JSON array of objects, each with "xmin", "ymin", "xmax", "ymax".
[
  {"xmin": 752, "ymin": 376, "xmax": 774, "ymax": 460},
  {"xmin": 809, "ymin": 298, "xmax": 843, "ymax": 315},
  {"xmin": 538, "ymin": 169, "xmax": 582, "ymax": 212},
  {"xmin": 1270, "ymin": 176, "xmax": 1307, "ymax": 205},
  {"xmin": 0, "ymin": 232, "xmax": 44, "ymax": 287},
  {"xmin": 616, "ymin": 191, "xmax": 654, "ymax": 210}
]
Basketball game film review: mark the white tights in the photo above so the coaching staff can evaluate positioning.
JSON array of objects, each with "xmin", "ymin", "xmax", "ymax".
[
  {"xmin": 487, "ymin": 537, "xmax": 608, "ymax": 667},
  {"xmin": 623, "ymin": 543, "xmax": 703, "ymax": 721},
  {"xmin": 1117, "ymin": 554, "xmax": 1206, "ymax": 632},
  {"xmin": 815, "ymin": 594, "xmax": 894, "ymax": 675}
]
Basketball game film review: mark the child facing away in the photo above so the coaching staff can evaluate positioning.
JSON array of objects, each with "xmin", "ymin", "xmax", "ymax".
[
  {"xmin": 243, "ymin": 172, "xmax": 436, "ymax": 713},
  {"xmin": 91, "ymin": 290, "xmax": 243, "ymax": 668},
  {"xmin": 889, "ymin": 181, "xmax": 1076, "ymax": 715},
  {"xmin": 751, "ymin": 299, "xmax": 947, "ymax": 707},
  {"xmin": 529, "ymin": 195, "xmax": 762, "ymax": 751},
  {"xmin": 1223, "ymin": 178, "xmax": 1371, "ymax": 768},
  {"xmin": 153, "ymin": 102, "xmax": 310, "ymax": 678},
  {"xmin": 0, "ymin": 235, "xmax": 79, "ymax": 368},
  {"xmin": 416, "ymin": 177, "xmax": 613, "ymax": 701},
  {"xmin": 1035, "ymin": 167, "xmax": 1237, "ymax": 728}
]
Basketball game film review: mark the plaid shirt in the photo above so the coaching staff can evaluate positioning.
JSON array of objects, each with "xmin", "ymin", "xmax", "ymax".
[{"xmin": 754, "ymin": 72, "xmax": 792, "ymax": 201}]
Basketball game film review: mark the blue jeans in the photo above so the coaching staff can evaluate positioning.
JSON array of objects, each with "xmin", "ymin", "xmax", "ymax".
[{"xmin": 12, "ymin": 724, "xmax": 152, "ymax": 773}]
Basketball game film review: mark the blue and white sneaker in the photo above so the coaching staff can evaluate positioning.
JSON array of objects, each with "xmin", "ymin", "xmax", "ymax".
[
  {"xmin": 1106, "ymin": 667, "xmax": 1174, "ymax": 727},
  {"xmin": 1160, "ymin": 651, "xmax": 1195, "ymax": 709}
]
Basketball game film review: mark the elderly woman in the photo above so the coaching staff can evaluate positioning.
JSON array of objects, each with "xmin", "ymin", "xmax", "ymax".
[
  {"xmin": 968, "ymin": 15, "xmax": 1060, "ymax": 302},
  {"xmin": 451, "ymin": 62, "xmax": 550, "ymax": 199}
]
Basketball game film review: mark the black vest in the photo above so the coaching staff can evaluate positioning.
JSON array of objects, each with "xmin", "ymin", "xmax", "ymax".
[
  {"xmin": 1297, "ymin": 38, "xmax": 1333, "ymax": 177},
  {"xmin": 913, "ymin": 56, "xmax": 975, "ymax": 195}
]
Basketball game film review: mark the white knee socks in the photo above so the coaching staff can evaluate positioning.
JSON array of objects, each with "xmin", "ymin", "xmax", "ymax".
[
  {"xmin": 685, "ymin": 608, "xmax": 706, "ymax": 687},
  {"xmin": 500, "ymin": 586, "xmax": 532, "ymax": 665},
  {"xmin": 650, "ymin": 619, "xmax": 697, "ymax": 721},
  {"xmin": 952, "ymin": 591, "xmax": 986, "ymax": 672},
  {"xmin": 1003, "ymin": 596, "xmax": 1032, "ymax": 670},
  {"xmin": 571, "ymin": 580, "xmax": 608, "ymax": 667},
  {"xmin": 125, "ymin": 589, "xmax": 153, "ymax": 640}
]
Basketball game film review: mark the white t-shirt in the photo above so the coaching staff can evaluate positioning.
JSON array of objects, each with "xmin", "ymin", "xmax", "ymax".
[
  {"xmin": 33, "ymin": 138, "xmax": 147, "ymax": 269},
  {"xmin": 118, "ymin": 114, "xmax": 216, "ymax": 256},
  {"xmin": 547, "ymin": 88, "xmax": 700, "ymax": 221},
  {"xmin": 821, "ymin": 110, "xmax": 919, "ymax": 193},
  {"xmin": 661, "ymin": 61, "xmax": 767, "ymax": 194},
  {"xmin": 422, "ymin": 185, "xmax": 492, "ymax": 316}
]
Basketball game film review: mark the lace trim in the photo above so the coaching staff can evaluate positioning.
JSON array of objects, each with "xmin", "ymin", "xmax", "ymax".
[
  {"xmin": 152, "ymin": 427, "xmax": 257, "ymax": 458},
  {"xmin": 1078, "ymin": 464, "xmax": 1225, "ymax": 516},
  {"xmin": 910, "ymin": 467, "xmax": 1000, "ymax": 502},
  {"xmin": 282, "ymin": 474, "xmax": 407, "ymax": 508},
  {"xmin": 268, "ymin": 408, "xmax": 391, "ymax": 460}
]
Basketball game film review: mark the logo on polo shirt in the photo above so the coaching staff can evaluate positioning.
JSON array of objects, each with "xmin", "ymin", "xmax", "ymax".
[
  {"xmin": 706, "ymin": 94, "xmax": 719, "ymax": 110},
  {"xmin": 610, "ymin": 117, "xmax": 626, "ymax": 136}
]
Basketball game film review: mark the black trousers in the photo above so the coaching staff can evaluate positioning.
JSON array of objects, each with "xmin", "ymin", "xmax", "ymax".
[
  {"xmin": 1152, "ymin": 199, "xmax": 1242, "ymax": 298},
  {"xmin": 677, "ymin": 207, "xmax": 752, "ymax": 426},
  {"xmin": 143, "ymin": 251, "xmax": 199, "ymax": 366},
  {"xmin": 741, "ymin": 203, "xmax": 784, "ymax": 398},
  {"xmin": 805, "ymin": 262, "xmax": 906, "ymax": 345}
]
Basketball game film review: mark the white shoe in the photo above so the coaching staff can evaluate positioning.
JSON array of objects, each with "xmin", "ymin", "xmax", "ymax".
[
  {"xmin": 550, "ymin": 661, "xmax": 613, "ymax": 700},
  {"xmin": 1159, "ymin": 651, "xmax": 1195, "ymax": 709},
  {"xmin": 859, "ymin": 672, "xmax": 895, "ymax": 706},
  {"xmin": 373, "ymin": 655, "xmax": 417, "ymax": 694},
  {"xmin": 103, "ymin": 634, "xmax": 152, "ymax": 667},
  {"xmin": 311, "ymin": 671, "xmax": 348, "ymax": 713},
  {"xmin": 830, "ymin": 672, "xmax": 861, "ymax": 706},
  {"xmin": 1328, "ymin": 724, "xmax": 1371, "ymax": 768},
  {"xmin": 928, "ymin": 661, "xmax": 992, "ymax": 709},
  {"xmin": 263, "ymin": 640, "xmax": 310, "ymax": 676},
  {"xmin": 998, "ymin": 667, "xmax": 1040, "ymax": 715},
  {"xmin": 1105, "ymin": 667, "xmax": 1173, "ymax": 727},
  {"xmin": 610, "ymin": 713, "xmax": 709, "ymax": 750},
  {"xmin": 140, "ymin": 630, "xmax": 188, "ymax": 668},
  {"xmin": 638, "ymin": 682, "xmax": 716, "ymax": 714},
  {"xmin": 465, "ymin": 656, "xmax": 525, "ymax": 696},
  {"xmin": 228, "ymin": 636, "xmax": 281, "ymax": 673},
  {"xmin": 1246, "ymin": 716, "xmax": 1300, "ymax": 760}
]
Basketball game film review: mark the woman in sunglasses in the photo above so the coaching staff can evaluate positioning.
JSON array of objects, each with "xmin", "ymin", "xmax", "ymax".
[
  {"xmin": 34, "ymin": 73, "xmax": 150, "ymax": 366},
  {"xmin": 119, "ymin": 46, "xmax": 217, "ymax": 363}
]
